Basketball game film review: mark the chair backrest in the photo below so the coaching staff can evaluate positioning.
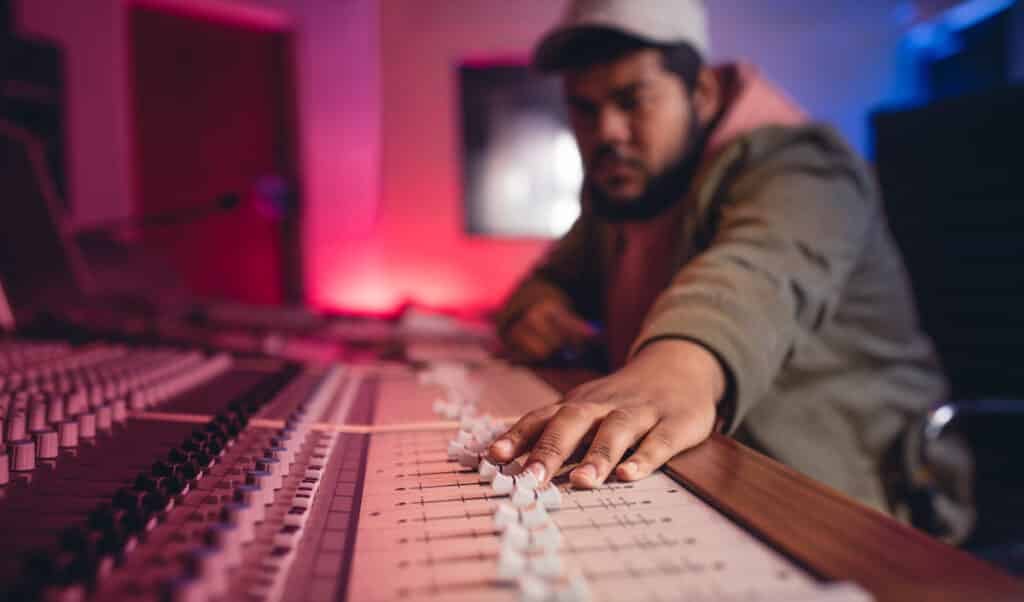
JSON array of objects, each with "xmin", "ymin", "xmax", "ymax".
[{"xmin": 0, "ymin": 120, "xmax": 90, "ymax": 327}]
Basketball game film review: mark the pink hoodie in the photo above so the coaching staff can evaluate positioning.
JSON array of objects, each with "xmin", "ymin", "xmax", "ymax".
[{"xmin": 605, "ymin": 64, "xmax": 808, "ymax": 368}]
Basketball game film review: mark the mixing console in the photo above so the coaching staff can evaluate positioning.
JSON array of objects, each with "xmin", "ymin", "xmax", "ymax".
[{"xmin": 0, "ymin": 339, "xmax": 879, "ymax": 601}]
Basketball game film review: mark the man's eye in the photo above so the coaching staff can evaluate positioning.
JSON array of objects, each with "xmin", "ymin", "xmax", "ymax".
[
  {"xmin": 569, "ymin": 103, "xmax": 597, "ymax": 121},
  {"xmin": 618, "ymin": 95, "xmax": 646, "ymax": 112}
]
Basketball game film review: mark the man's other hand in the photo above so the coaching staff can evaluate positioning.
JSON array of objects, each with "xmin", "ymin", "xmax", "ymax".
[
  {"xmin": 488, "ymin": 339, "xmax": 725, "ymax": 487},
  {"xmin": 503, "ymin": 298, "xmax": 599, "ymax": 362}
]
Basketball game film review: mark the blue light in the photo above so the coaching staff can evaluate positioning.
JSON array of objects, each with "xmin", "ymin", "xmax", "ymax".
[
  {"xmin": 904, "ymin": 0, "xmax": 1014, "ymax": 58},
  {"xmin": 943, "ymin": 0, "xmax": 1016, "ymax": 30}
]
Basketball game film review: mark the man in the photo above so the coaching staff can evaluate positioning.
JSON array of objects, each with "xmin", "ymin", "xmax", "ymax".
[{"xmin": 489, "ymin": 0, "xmax": 947, "ymax": 512}]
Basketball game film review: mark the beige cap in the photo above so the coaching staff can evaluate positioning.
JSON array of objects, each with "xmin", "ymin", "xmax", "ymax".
[{"xmin": 533, "ymin": 0, "xmax": 709, "ymax": 70}]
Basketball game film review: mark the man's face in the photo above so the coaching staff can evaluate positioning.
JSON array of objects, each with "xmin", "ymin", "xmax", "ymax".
[{"xmin": 565, "ymin": 49, "xmax": 692, "ymax": 205}]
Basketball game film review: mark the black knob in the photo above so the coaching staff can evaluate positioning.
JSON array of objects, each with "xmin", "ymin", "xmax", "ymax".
[
  {"xmin": 112, "ymin": 487, "xmax": 147, "ymax": 514},
  {"xmin": 167, "ymin": 448, "xmax": 195, "ymax": 465},
  {"xmin": 134, "ymin": 473, "xmax": 164, "ymax": 494},
  {"xmin": 143, "ymin": 490, "xmax": 169, "ymax": 514},
  {"xmin": 87, "ymin": 505, "xmax": 130, "ymax": 556},
  {"xmin": 152, "ymin": 460, "xmax": 183, "ymax": 481}
]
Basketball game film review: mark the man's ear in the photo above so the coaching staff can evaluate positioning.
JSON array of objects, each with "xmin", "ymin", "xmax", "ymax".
[{"xmin": 692, "ymin": 67, "xmax": 721, "ymax": 126}]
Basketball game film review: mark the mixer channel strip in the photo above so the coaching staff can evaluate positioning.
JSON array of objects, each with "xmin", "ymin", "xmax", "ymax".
[{"xmin": 0, "ymin": 341, "xmax": 315, "ymax": 600}]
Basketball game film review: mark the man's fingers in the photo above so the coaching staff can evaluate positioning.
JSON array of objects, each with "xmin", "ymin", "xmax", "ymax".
[
  {"xmin": 571, "ymin": 405, "xmax": 657, "ymax": 489},
  {"xmin": 507, "ymin": 327, "xmax": 554, "ymax": 362},
  {"xmin": 616, "ymin": 415, "xmax": 712, "ymax": 481},
  {"xmin": 545, "ymin": 304, "xmax": 598, "ymax": 345},
  {"xmin": 487, "ymin": 405, "xmax": 559, "ymax": 462},
  {"xmin": 520, "ymin": 312, "xmax": 564, "ymax": 350},
  {"xmin": 524, "ymin": 403, "xmax": 604, "ymax": 485}
]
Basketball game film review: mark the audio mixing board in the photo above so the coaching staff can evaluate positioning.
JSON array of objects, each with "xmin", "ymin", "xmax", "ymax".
[{"xmin": 0, "ymin": 339, "xmax": 877, "ymax": 601}]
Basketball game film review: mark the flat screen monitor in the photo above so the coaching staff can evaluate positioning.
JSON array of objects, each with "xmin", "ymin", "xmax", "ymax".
[{"xmin": 458, "ymin": 60, "xmax": 582, "ymax": 238}]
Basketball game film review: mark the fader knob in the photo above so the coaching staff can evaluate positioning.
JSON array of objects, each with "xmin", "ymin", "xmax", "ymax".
[
  {"xmin": 516, "ymin": 471, "xmax": 540, "ymax": 491},
  {"xmin": 457, "ymin": 448, "xmax": 480, "ymax": 469},
  {"xmin": 519, "ymin": 574, "xmax": 551, "ymax": 602},
  {"xmin": 265, "ymin": 443, "xmax": 292, "ymax": 465},
  {"xmin": 96, "ymin": 404, "xmax": 113, "ymax": 432},
  {"xmin": 6, "ymin": 409, "xmax": 26, "ymax": 442},
  {"xmin": 35, "ymin": 429, "xmax": 59, "ymax": 460},
  {"xmin": 496, "ymin": 546, "xmax": 526, "ymax": 580},
  {"xmin": 492, "ymin": 472, "xmax": 515, "ymax": 495},
  {"xmin": 59, "ymin": 420, "xmax": 79, "ymax": 448},
  {"xmin": 220, "ymin": 503, "xmax": 256, "ymax": 542},
  {"xmin": 511, "ymin": 486, "xmax": 536, "ymax": 508},
  {"xmin": 255, "ymin": 458, "xmax": 283, "ymax": 490},
  {"xmin": 533, "ymin": 522, "xmax": 562, "ymax": 550},
  {"xmin": 66, "ymin": 390, "xmax": 87, "ymax": 416},
  {"xmin": 479, "ymin": 458, "xmax": 499, "ymax": 481},
  {"xmin": 111, "ymin": 398, "xmax": 128, "ymax": 423},
  {"xmin": 243, "ymin": 470, "xmax": 274, "ymax": 503},
  {"xmin": 447, "ymin": 441, "xmax": 465, "ymax": 460},
  {"xmin": 28, "ymin": 400, "xmax": 47, "ymax": 432},
  {"xmin": 128, "ymin": 391, "xmax": 146, "ymax": 411},
  {"xmin": 187, "ymin": 546, "xmax": 228, "ymax": 598},
  {"xmin": 234, "ymin": 486, "xmax": 266, "ymax": 523},
  {"xmin": 502, "ymin": 522, "xmax": 530, "ymax": 551},
  {"xmin": 528, "ymin": 550, "xmax": 562, "ymax": 578},
  {"xmin": 205, "ymin": 524, "xmax": 243, "ymax": 569},
  {"xmin": 494, "ymin": 503, "xmax": 519, "ymax": 530},
  {"xmin": 521, "ymin": 504, "xmax": 549, "ymax": 529},
  {"xmin": 78, "ymin": 412, "xmax": 97, "ymax": 439},
  {"xmin": 9, "ymin": 439, "xmax": 36, "ymax": 472},
  {"xmin": 536, "ymin": 485, "xmax": 562, "ymax": 510},
  {"xmin": 47, "ymin": 397, "xmax": 64, "ymax": 424}
]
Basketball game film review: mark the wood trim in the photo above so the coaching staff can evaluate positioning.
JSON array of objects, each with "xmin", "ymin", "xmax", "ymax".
[{"xmin": 537, "ymin": 369, "xmax": 1024, "ymax": 602}]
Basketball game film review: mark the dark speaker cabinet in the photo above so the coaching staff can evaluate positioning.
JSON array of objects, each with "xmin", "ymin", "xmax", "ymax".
[
  {"xmin": 872, "ymin": 86, "xmax": 1024, "ymax": 400},
  {"xmin": 1, "ymin": 0, "xmax": 10, "ymax": 35}
]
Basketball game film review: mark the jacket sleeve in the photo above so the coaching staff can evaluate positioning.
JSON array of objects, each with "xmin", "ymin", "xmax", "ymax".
[
  {"xmin": 629, "ymin": 131, "xmax": 880, "ymax": 431},
  {"xmin": 495, "ymin": 212, "xmax": 597, "ymax": 336}
]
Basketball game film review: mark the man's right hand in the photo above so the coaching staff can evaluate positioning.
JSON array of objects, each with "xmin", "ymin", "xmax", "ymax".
[{"xmin": 503, "ymin": 298, "xmax": 598, "ymax": 362}]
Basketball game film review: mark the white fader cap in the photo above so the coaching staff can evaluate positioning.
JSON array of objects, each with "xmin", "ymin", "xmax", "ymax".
[{"xmin": 533, "ymin": 0, "xmax": 709, "ymax": 70}]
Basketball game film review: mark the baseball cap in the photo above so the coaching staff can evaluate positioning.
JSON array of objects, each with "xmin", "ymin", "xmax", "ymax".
[{"xmin": 533, "ymin": 0, "xmax": 709, "ymax": 71}]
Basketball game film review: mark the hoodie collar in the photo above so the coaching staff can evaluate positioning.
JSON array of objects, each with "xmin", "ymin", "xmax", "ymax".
[{"xmin": 705, "ymin": 63, "xmax": 809, "ymax": 156}]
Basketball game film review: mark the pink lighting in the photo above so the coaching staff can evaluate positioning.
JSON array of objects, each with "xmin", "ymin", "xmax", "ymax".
[{"xmin": 308, "ymin": 222, "xmax": 551, "ymax": 317}]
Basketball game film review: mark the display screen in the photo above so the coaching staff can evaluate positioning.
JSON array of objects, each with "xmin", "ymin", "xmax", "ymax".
[{"xmin": 458, "ymin": 61, "xmax": 582, "ymax": 238}]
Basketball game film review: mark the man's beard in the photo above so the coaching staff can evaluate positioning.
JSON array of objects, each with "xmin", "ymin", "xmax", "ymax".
[{"xmin": 588, "ymin": 111, "xmax": 709, "ymax": 223}]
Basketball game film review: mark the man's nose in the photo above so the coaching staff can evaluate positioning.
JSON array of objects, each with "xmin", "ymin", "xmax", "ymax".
[{"xmin": 595, "ymin": 107, "xmax": 630, "ymax": 145}]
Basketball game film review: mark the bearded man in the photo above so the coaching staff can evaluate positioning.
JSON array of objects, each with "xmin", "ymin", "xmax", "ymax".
[{"xmin": 490, "ymin": 0, "xmax": 947, "ymax": 512}]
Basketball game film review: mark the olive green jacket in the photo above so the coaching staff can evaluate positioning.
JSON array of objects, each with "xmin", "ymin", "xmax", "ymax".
[{"xmin": 497, "ymin": 123, "xmax": 948, "ymax": 511}]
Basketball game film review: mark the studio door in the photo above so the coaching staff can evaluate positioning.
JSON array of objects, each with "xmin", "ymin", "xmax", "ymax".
[{"xmin": 130, "ymin": 5, "xmax": 300, "ymax": 305}]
